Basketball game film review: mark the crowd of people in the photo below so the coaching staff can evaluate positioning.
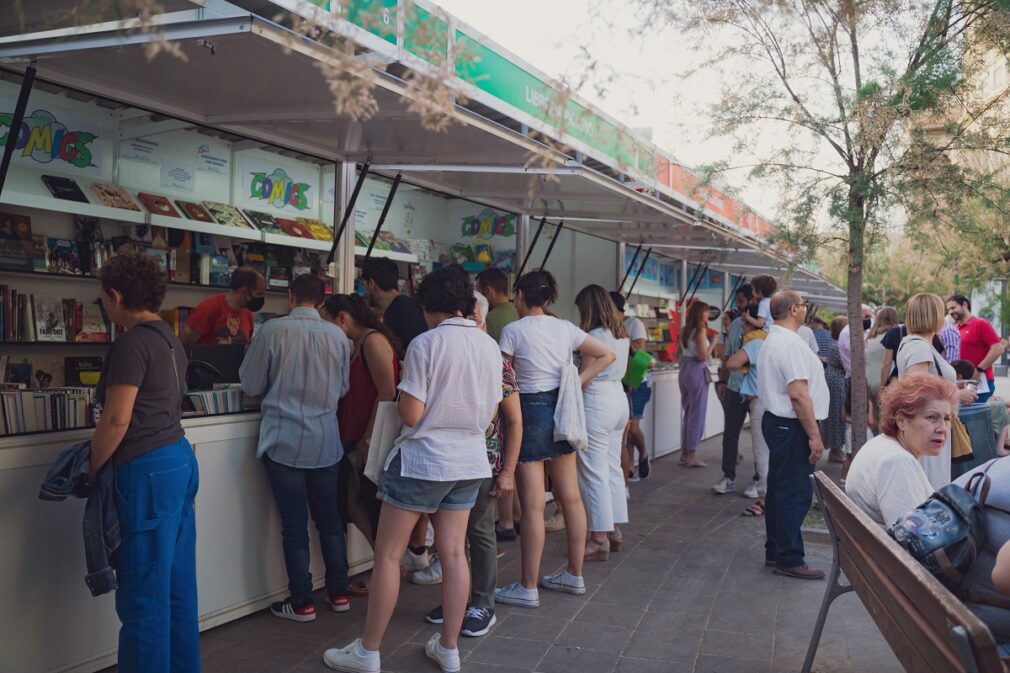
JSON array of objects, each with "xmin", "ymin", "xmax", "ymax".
[{"xmin": 77, "ymin": 246, "xmax": 1010, "ymax": 672}]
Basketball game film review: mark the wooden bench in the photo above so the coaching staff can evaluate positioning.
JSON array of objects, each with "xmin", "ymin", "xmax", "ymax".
[{"xmin": 802, "ymin": 471, "xmax": 1005, "ymax": 673}]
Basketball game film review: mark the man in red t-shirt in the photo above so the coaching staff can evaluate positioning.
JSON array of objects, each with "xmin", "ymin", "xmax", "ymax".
[
  {"xmin": 182, "ymin": 266, "xmax": 266, "ymax": 352},
  {"xmin": 948, "ymin": 293, "xmax": 1005, "ymax": 403}
]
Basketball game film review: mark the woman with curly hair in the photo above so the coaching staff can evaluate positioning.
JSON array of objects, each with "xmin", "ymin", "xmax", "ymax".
[{"xmin": 89, "ymin": 249, "xmax": 198, "ymax": 673}]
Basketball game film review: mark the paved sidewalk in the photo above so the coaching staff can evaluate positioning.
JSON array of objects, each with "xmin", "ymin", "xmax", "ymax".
[{"xmin": 103, "ymin": 432, "xmax": 904, "ymax": 673}]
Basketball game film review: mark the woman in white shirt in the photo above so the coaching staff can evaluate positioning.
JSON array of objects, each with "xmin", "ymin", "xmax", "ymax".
[
  {"xmin": 325, "ymin": 267, "xmax": 503, "ymax": 673},
  {"xmin": 574, "ymin": 285, "xmax": 630, "ymax": 561},
  {"xmin": 896, "ymin": 293, "xmax": 976, "ymax": 488},
  {"xmin": 846, "ymin": 374, "xmax": 959, "ymax": 526},
  {"xmin": 495, "ymin": 270, "xmax": 616, "ymax": 609}
]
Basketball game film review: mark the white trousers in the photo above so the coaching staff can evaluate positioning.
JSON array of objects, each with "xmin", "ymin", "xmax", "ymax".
[
  {"xmin": 578, "ymin": 381, "xmax": 630, "ymax": 532},
  {"xmin": 748, "ymin": 397, "xmax": 770, "ymax": 496}
]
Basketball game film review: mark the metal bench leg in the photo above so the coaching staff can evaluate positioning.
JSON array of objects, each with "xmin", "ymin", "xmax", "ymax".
[
  {"xmin": 952, "ymin": 625, "xmax": 982, "ymax": 673},
  {"xmin": 801, "ymin": 479, "xmax": 854, "ymax": 673}
]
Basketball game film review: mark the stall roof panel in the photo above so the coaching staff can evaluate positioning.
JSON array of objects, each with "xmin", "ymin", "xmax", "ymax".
[{"xmin": 0, "ymin": 0, "xmax": 204, "ymax": 37}]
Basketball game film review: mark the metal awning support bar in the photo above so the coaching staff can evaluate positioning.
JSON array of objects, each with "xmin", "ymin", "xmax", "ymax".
[
  {"xmin": 679, "ymin": 262, "xmax": 704, "ymax": 304},
  {"xmin": 539, "ymin": 221, "xmax": 565, "ymax": 271},
  {"xmin": 722, "ymin": 274, "xmax": 747, "ymax": 313},
  {"xmin": 364, "ymin": 172, "xmax": 401, "ymax": 259},
  {"xmin": 328, "ymin": 161, "xmax": 369, "ymax": 265},
  {"xmin": 687, "ymin": 264, "xmax": 709, "ymax": 303},
  {"xmin": 618, "ymin": 244, "xmax": 643, "ymax": 294},
  {"xmin": 625, "ymin": 247, "xmax": 653, "ymax": 299},
  {"xmin": 515, "ymin": 216, "xmax": 546, "ymax": 280},
  {"xmin": 0, "ymin": 60, "xmax": 35, "ymax": 198}
]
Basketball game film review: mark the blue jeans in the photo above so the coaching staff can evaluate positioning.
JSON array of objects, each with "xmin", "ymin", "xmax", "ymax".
[
  {"xmin": 114, "ymin": 439, "xmax": 200, "ymax": 673},
  {"xmin": 262, "ymin": 455, "xmax": 348, "ymax": 605},
  {"xmin": 761, "ymin": 413, "xmax": 815, "ymax": 569}
]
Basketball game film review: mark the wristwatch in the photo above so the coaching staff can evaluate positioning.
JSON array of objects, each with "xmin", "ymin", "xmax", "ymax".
[{"xmin": 977, "ymin": 366, "xmax": 986, "ymax": 375}]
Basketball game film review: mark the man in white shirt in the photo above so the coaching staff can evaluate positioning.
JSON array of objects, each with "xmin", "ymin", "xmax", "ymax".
[{"xmin": 757, "ymin": 290, "xmax": 830, "ymax": 580}]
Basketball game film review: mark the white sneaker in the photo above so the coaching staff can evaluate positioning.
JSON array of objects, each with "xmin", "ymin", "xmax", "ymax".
[
  {"xmin": 411, "ymin": 556, "xmax": 442, "ymax": 585},
  {"xmin": 494, "ymin": 582, "xmax": 541, "ymax": 607},
  {"xmin": 628, "ymin": 472, "xmax": 641, "ymax": 483},
  {"xmin": 711, "ymin": 478, "xmax": 736, "ymax": 494},
  {"xmin": 742, "ymin": 482, "xmax": 760, "ymax": 499},
  {"xmin": 539, "ymin": 569, "xmax": 586, "ymax": 595},
  {"xmin": 323, "ymin": 639, "xmax": 380, "ymax": 673},
  {"xmin": 424, "ymin": 633, "xmax": 461, "ymax": 673},
  {"xmin": 402, "ymin": 549, "xmax": 429, "ymax": 572}
]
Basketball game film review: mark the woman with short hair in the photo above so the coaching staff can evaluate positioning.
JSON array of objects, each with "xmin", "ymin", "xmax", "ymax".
[
  {"xmin": 846, "ymin": 374, "xmax": 959, "ymax": 526},
  {"xmin": 89, "ymin": 250, "xmax": 198, "ymax": 673}
]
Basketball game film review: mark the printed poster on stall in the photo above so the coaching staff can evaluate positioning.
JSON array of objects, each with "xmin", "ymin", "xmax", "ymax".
[
  {"xmin": 0, "ymin": 79, "xmax": 112, "ymax": 180},
  {"xmin": 120, "ymin": 137, "xmax": 161, "ymax": 166},
  {"xmin": 238, "ymin": 155, "xmax": 319, "ymax": 214},
  {"xmin": 161, "ymin": 160, "xmax": 196, "ymax": 192},
  {"xmin": 197, "ymin": 143, "xmax": 229, "ymax": 175}
]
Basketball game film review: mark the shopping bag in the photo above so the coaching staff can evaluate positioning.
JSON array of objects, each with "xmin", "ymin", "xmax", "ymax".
[
  {"xmin": 364, "ymin": 400, "xmax": 404, "ymax": 485},
  {"xmin": 553, "ymin": 354, "xmax": 588, "ymax": 450},
  {"xmin": 622, "ymin": 348, "xmax": 654, "ymax": 390}
]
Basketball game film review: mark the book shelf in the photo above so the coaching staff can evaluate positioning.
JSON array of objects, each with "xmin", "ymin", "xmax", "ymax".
[{"xmin": 0, "ymin": 267, "xmax": 291, "ymax": 295}]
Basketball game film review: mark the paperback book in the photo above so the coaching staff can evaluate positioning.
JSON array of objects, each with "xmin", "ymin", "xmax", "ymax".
[
  {"xmin": 0, "ymin": 212, "xmax": 33, "ymax": 272},
  {"xmin": 33, "ymin": 295, "xmax": 67, "ymax": 342}
]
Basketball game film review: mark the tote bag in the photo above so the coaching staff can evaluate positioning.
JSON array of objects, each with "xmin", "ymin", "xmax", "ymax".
[
  {"xmin": 553, "ymin": 353, "xmax": 588, "ymax": 450},
  {"xmin": 364, "ymin": 400, "xmax": 404, "ymax": 485}
]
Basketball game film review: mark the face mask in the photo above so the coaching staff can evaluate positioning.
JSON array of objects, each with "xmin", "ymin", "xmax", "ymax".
[
  {"xmin": 863, "ymin": 318, "xmax": 872, "ymax": 330},
  {"xmin": 247, "ymin": 295, "xmax": 265, "ymax": 312}
]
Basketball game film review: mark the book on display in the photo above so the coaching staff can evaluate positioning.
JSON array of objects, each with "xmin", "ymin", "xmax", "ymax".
[
  {"xmin": 32, "ymin": 295, "xmax": 67, "ymax": 342},
  {"xmin": 138, "ymin": 192, "xmax": 181, "ymax": 217},
  {"xmin": 0, "ymin": 212, "xmax": 33, "ymax": 272},
  {"xmin": 243, "ymin": 210, "xmax": 284, "ymax": 234},
  {"xmin": 41, "ymin": 175, "xmax": 89, "ymax": 203},
  {"xmin": 176, "ymin": 200, "xmax": 215, "ymax": 223},
  {"xmin": 89, "ymin": 182, "xmax": 140, "ymax": 211},
  {"xmin": 203, "ymin": 201, "xmax": 253, "ymax": 229}
]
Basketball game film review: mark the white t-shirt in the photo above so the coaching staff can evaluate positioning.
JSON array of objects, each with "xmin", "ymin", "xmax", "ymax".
[
  {"xmin": 624, "ymin": 316, "xmax": 647, "ymax": 342},
  {"xmin": 845, "ymin": 434, "xmax": 934, "ymax": 526},
  {"xmin": 587, "ymin": 327, "xmax": 628, "ymax": 383},
  {"xmin": 798, "ymin": 325, "xmax": 820, "ymax": 354},
  {"xmin": 757, "ymin": 325, "xmax": 830, "ymax": 419},
  {"xmin": 757, "ymin": 297, "xmax": 772, "ymax": 329},
  {"xmin": 499, "ymin": 315, "xmax": 588, "ymax": 393},
  {"xmin": 395, "ymin": 317, "xmax": 502, "ymax": 481}
]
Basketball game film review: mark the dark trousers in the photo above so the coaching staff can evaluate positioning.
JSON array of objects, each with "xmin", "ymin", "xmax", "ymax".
[
  {"xmin": 467, "ymin": 477, "xmax": 497, "ymax": 610},
  {"xmin": 263, "ymin": 455, "xmax": 349, "ymax": 606},
  {"xmin": 115, "ymin": 439, "xmax": 200, "ymax": 673},
  {"xmin": 761, "ymin": 413, "xmax": 815, "ymax": 569},
  {"xmin": 720, "ymin": 387, "xmax": 749, "ymax": 481}
]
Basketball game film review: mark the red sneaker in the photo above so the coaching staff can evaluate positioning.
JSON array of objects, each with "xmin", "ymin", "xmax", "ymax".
[
  {"xmin": 329, "ymin": 594, "xmax": 351, "ymax": 613},
  {"xmin": 270, "ymin": 599, "xmax": 316, "ymax": 622}
]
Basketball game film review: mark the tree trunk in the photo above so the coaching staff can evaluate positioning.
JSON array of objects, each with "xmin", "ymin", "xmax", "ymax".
[{"xmin": 847, "ymin": 187, "xmax": 869, "ymax": 458}]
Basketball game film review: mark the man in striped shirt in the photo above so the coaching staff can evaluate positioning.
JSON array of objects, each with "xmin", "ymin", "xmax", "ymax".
[{"xmin": 240, "ymin": 273, "xmax": 352, "ymax": 623}]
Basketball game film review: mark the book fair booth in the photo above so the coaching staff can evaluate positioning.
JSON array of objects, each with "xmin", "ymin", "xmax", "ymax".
[{"xmin": 0, "ymin": 3, "xmax": 847, "ymax": 672}]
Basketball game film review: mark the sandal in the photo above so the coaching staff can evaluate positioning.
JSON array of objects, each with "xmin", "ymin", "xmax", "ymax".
[
  {"xmin": 742, "ymin": 501, "xmax": 765, "ymax": 517},
  {"xmin": 347, "ymin": 581, "xmax": 369, "ymax": 597}
]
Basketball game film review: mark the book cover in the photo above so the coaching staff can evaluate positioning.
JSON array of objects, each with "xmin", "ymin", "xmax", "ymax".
[
  {"xmin": 32, "ymin": 355, "xmax": 65, "ymax": 388},
  {"xmin": 145, "ymin": 247, "xmax": 168, "ymax": 275},
  {"xmin": 30, "ymin": 235, "xmax": 48, "ymax": 272},
  {"xmin": 243, "ymin": 210, "xmax": 283, "ymax": 234},
  {"xmin": 296, "ymin": 217, "xmax": 334, "ymax": 241},
  {"xmin": 268, "ymin": 265, "xmax": 291, "ymax": 289},
  {"xmin": 275, "ymin": 218, "xmax": 313, "ymax": 239},
  {"xmin": 89, "ymin": 182, "xmax": 140, "ymax": 211},
  {"xmin": 176, "ymin": 200, "xmax": 214, "ymax": 223},
  {"xmin": 379, "ymin": 231, "xmax": 411, "ymax": 253},
  {"xmin": 138, "ymin": 192, "xmax": 180, "ymax": 218},
  {"xmin": 0, "ymin": 212, "xmax": 33, "ymax": 272},
  {"xmin": 5, "ymin": 361, "xmax": 32, "ymax": 385},
  {"xmin": 169, "ymin": 248, "xmax": 191, "ymax": 283},
  {"xmin": 33, "ymin": 295, "xmax": 66, "ymax": 342},
  {"xmin": 65, "ymin": 357, "xmax": 103, "ymax": 387},
  {"xmin": 77, "ymin": 303, "xmax": 110, "ymax": 342},
  {"xmin": 41, "ymin": 175, "xmax": 89, "ymax": 203},
  {"xmin": 193, "ymin": 233, "xmax": 216, "ymax": 255},
  {"xmin": 149, "ymin": 226, "xmax": 169, "ymax": 250},
  {"xmin": 203, "ymin": 201, "xmax": 253, "ymax": 229},
  {"xmin": 209, "ymin": 255, "xmax": 232, "ymax": 287},
  {"xmin": 354, "ymin": 230, "xmax": 371, "ymax": 248},
  {"xmin": 47, "ymin": 238, "xmax": 83, "ymax": 275}
]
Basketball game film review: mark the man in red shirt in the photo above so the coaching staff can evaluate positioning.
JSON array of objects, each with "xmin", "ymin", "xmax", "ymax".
[
  {"xmin": 948, "ymin": 294, "xmax": 1005, "ymax": 403},
  {"xmin": 182, "ymin": 266, "xmax": 266, "ymax": 352}
]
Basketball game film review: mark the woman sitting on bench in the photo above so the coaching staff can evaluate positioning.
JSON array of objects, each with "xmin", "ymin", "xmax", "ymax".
[{"xmin": 845, "ymin": 374, "xmax": 960, "ymax": 526}]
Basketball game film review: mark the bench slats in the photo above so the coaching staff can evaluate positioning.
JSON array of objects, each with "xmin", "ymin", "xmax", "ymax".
[{"xmin": 813, "ymin": 472, "xmax": 1006, "ymax": 673}]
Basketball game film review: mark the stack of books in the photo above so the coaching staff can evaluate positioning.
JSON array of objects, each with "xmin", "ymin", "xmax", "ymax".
[
  {"xmin": 0, "ymin": 288, "xmax": 111, "ymax": 343},
  {"xmin": 186, "ymin": 384, "xmax": 244, "ymax": 415},
  {"xmin": 1, "ymin": 384, "xmax": 97, "ymax": 435}
]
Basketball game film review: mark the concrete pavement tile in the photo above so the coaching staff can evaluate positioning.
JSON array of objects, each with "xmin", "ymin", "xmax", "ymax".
[
  {"xmin": 701, "ymin": 629, "xmax": 773, "ymax": 661},
  {"xmin": 573, "ymin": 599, "xmax": 646, "ymax": 628},
  {"xmin": 555, "ymin": 621, "xmax": 632, "ymax": 653},
  {"xmin": 467, "ymin": 635, "xmax": 552, "ymax": 669},
  {"xmin": 492, "ymin": 613, "xmax": 568, "ymax": 642},
  {"xmin": 535, "ymin": 644, "xmax": 620, "ymax": 673},
  {"xmin": 613, "ymin": 656, "xmax": 695, "ymax": 673},
  {"xmin": 623, "ymin": 631, "xmax": 702, "ymax": 663},
  {"xmin": 695, "ymin": 654, "xmax": 772, "ymax": 673}
]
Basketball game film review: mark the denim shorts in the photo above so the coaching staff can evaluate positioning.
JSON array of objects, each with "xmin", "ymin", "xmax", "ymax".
[
  {"xmin": 378, "ymin": 452, "xmax": 482, "ymax": 514},
  {"xmin": 628, "ymin": 384, "xmax": 652, "ymax": 420},
  {"xmin": 519, "ymin": 389, "xmax": 577, "ymax": 463}
]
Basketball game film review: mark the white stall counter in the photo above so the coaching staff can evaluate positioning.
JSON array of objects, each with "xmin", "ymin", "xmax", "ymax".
[
  {"xmin": 640, "ymin": 366, "xmax": 724, "ymax": 459},
  {"xmin": 0, "ymin": 413, "xmax": 373, "ymax": 673}
]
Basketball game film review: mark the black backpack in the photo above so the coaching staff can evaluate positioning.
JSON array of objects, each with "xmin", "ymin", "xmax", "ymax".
[{"xmin": 888, "ymin": 469, "xmax": 992, "ymax": 590}]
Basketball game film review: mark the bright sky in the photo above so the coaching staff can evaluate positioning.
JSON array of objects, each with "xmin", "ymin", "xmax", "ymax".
[{"xmin": 432, "ymin": 0, "xmax": 764, "ymax": 208}]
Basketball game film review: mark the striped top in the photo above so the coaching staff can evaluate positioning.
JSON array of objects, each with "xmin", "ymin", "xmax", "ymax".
[{"xmin": 240, "ymin": 307, "xmax": 351, "ymax": 468}]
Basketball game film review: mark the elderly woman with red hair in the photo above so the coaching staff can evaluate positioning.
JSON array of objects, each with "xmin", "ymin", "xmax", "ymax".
[{"xmin": 845, "ymin": 374, "xmax": 959, "ymax": 526}]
